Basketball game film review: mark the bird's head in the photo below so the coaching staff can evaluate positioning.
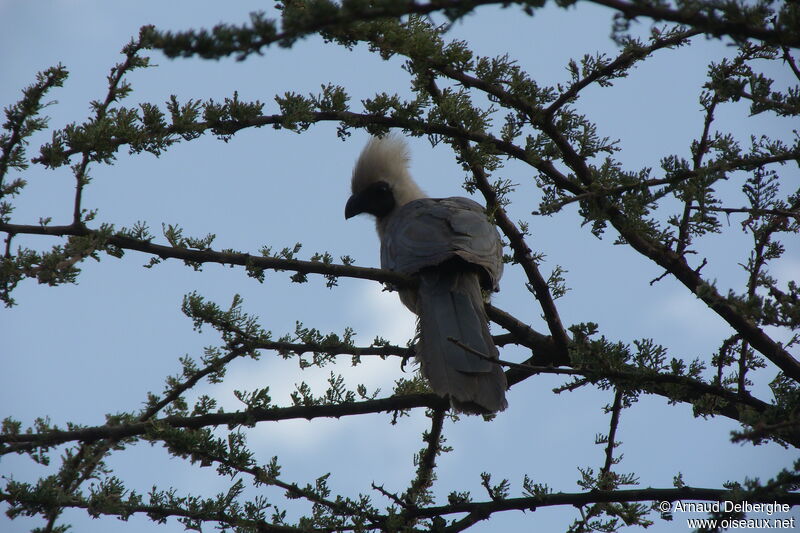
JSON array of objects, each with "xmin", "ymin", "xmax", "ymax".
[
  {"xmin": 344, "ymin": 179, "xmax": 395, "ymax": 219},
  {"xmin": 345, "ymin": 135, "xmax": 425, "ymax": 221}
]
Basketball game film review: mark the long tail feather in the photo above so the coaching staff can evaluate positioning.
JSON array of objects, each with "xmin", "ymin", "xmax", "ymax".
[{"xmin": 415, "ymin": 270, "xmax": 508, "ymax": 414}]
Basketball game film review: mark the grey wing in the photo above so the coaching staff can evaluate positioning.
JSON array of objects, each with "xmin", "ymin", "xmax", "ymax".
[{"xmin": 381, "ymin": 197, "xmax": 503, "ymax": 289}]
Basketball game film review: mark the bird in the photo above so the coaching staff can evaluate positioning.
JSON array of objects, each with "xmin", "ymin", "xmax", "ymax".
[{"xmin": 344, "ymin": 135, "xmax": 507, "ymax": 414}]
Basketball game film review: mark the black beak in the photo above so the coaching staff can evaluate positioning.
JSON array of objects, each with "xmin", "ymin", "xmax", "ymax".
[
  {"xmin": 344, "ymin": 181, "xmax": 395, "ymax": 220},
  {"xmin": 344, "ymin": 192, "xmax": 365, "ymax": 219}
]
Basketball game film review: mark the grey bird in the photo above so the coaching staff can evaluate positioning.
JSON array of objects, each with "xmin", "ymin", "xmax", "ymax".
[{"xmin": 344, "ymin": 136, "xmax": 508, "ymax": 414}]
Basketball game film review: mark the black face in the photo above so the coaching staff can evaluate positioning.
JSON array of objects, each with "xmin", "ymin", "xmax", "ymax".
[{"xmin": 344, "ymin": 180, "xmax": 396, "ymax": 219}]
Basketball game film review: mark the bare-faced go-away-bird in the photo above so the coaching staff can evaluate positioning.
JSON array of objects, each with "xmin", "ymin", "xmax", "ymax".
[{"xmin": 344, "ymin": 135, "xmax": 508, "ymax": 414}]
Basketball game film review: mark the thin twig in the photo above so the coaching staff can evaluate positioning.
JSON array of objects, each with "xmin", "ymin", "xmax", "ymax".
[
  {"xmin": 546, "ymin": 28, "xmax": 701, "ymax": 116},
  {"xmin": 601, "ymin": 389, "xmax": 624, "ymax": 477},
  {"xmin": 677, "ymin": 95, "xmax": 718, "ymax": 254},
  {"xmin": 782, "ymin": 46, "xmax": 800, "ymax": 81},
  {"xmin": 403, "ymin": 408, "xmax": 446, "ymax": 508},
  {"xmin": 446, "ymin": 336, "xmax": 579, "ymax": 376},
  {"xmin": 690, "ymin": 205, "xmax": 800, "ymax": 219}
]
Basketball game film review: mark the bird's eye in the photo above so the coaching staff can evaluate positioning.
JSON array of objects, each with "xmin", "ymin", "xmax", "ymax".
[{"xmin": 376, "ymin": 181, "xmax": 390, "ymax": 192}]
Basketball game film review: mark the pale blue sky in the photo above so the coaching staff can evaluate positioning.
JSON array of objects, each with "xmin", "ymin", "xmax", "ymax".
[{"xmin": 1, "ymin": 1, "xmax": 798, "ymax": 532}]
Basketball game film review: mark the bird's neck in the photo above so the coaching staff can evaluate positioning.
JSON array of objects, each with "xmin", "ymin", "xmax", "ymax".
[
  {"xmin": 376, "ymin": 172, "xmax": 426, "ymax": 238},
  {"xmin": 393, "ymin": 171, "xmax": 426, "ymax": 206}
]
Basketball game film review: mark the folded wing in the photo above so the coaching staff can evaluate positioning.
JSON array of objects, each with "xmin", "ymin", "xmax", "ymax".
[{"xmin": 381, "ymin": 197, "xmax": 507, "ymax": 413}]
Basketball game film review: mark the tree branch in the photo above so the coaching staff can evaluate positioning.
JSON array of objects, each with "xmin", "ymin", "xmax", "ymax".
[
  {"xmin": 690, "ymin": 205, "xmax": 800, "ymax": 220},
  {"xmin": 485, "ymin": 304, "xmax": 558, "ymax": 362},
  {"xmin": 31, "ymin": 110, "xmax": 531, "ymax": 170},
  {"xmin": 0, "ymin": 395, "xmax": 448, "ymax": 452},
  {"xmin": 410, "ymin": 486, "xmax": 800, "ymax": 521},
  {"xmin": 676, "ymin": 94, "xmax": 718, "ymax": 255},
  {"xmin": 783, "ymin": 46, "xmax": 800, "ymax": 81},
  {"xmin": 0, "ymin": 489, "xmax": 339, "ymax": 533},
  {"xmin": 6, "ymin": 356, "xmax": 794, "ymax": 452},
  {"xmin": 249, "ymin": 338, "xmax": 414, "ymax": 359},
  {"xmin": 545, "ymin": 28, "xmax": 702, "ymax": 117},
  {"xmin": 0, "ymin": 221, "xmax": 411, "ymax": 286},
  {"xmin": 144, "ymin": 0, "xmax": 800, "ymax": 64},
  {"xmin": 4, "ymin": 484, "xmax": 797, "ymax": 532},
  {"xmin": 403, "ymin": 408, "xmax": 446, "ymax": 508},
  {"xmin": 587, "ymin": 0, "xmax": 800, "ymax": 48},
  {"xmin": 601, "ymin": 389, "xmax": 624, "ymax": 478},
  {"xmin": 535, "ymin": 151, "xmax": 800, "ymax": 214}
]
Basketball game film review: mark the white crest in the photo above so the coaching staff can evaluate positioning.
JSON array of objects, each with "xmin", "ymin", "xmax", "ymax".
[{"xmin": 351, "ymin": 135, "xmax": 425, "ymax": 206}]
